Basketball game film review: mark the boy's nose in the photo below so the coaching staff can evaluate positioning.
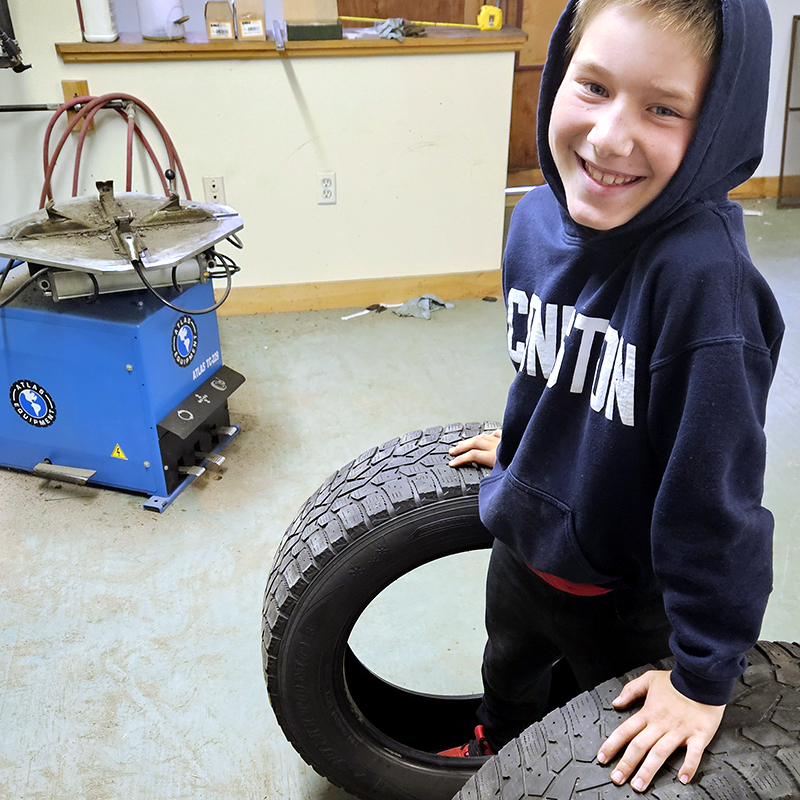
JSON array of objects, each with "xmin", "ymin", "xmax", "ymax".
[{"xmin": 586, "ymin": 105, "xmax": 635, "ymax": 159}]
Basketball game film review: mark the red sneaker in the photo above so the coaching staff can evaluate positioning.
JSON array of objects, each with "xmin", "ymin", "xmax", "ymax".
[{"xmin": 438, "ymin": 725, "xmax": 496, "ymax": 757}]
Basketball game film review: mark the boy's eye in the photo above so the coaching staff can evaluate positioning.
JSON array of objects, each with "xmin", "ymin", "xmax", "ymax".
[
  {"xmin": 652, "ymin": 105, "xmax": 679, "ymax": 118},
  {"xmin": 581, "ymin": 81, "xmax": 608, "ymax": 97}
]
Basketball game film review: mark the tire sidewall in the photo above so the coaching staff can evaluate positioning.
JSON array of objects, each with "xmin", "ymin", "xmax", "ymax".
[{"xmin": 269, "ymin": 497, "xmax": 492, "ymax": 800}]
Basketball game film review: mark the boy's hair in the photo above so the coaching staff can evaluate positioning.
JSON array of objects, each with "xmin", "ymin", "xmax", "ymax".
[{"xmin": 567, "ymin": 0, "xmax": 722, "ymax": 63}]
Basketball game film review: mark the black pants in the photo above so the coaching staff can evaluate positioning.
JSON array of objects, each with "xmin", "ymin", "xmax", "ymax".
[{"xmin": 476, "ymin": 540, "xmax": 673, "ymax": 749}]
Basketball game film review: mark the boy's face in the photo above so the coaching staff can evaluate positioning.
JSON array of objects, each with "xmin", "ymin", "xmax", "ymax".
[{"xmin": 548, "ymin": 4, "xmax": 712, "ymax": 231}]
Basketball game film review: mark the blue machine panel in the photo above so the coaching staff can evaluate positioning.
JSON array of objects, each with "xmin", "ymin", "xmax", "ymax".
[{"xmin": 0, "ymin": 281, "xmax": 228, "ymax": 496}]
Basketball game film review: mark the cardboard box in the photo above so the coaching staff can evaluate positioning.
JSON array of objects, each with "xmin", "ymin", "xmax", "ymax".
[
  {"xmin": 234, "ymin": 0, "xmax": 266, "ymax": 40},
  {"xmin": 282, "ymin": 0, "xmax": 339, "ymax": 24},
  {"xmin": 205, "ymin": 1, "xmax": 235, "ymax": 40}
]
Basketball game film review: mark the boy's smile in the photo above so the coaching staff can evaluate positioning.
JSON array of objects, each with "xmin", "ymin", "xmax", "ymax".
[
  {"xmin": 548, "ymin": 5, "xmax": 712, "ymax": 231},
  {"xmin": 579, "ymin": 156, "xmax": 644, "ymax": 187}
]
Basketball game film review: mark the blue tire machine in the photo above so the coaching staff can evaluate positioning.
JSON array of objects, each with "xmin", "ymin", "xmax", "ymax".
[{"xmin": 0, "ymin": 181, "xmax": 245, "ymax": 511}]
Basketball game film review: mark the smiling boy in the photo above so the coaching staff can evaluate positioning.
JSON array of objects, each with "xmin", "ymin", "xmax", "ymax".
[
  {"xmin": 442, "ymin": 0, "xmax": 784, "ymax": 793},
  {"xmin": 550, "ymin": 2, "xmax": 713, "ymax": 230}
]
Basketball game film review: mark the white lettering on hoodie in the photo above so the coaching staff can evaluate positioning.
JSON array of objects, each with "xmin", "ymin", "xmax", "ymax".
[{"xmin": 508, "ymin": 289, "xmax": 637, "ymax": 427}]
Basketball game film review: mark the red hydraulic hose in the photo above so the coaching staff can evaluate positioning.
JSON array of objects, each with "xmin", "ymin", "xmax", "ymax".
[
  {"xmin": 39, "ymin": 92, "xmax": 192, "ymax": 207},
  {"xmin": 114, "ymin": 113, "xmax": 170, "ymax": 195},
  {"xmin": 71, "ymin": 94, "xmax": 118, "ymax": 198},
  {"xmin": 41, "ymin": 96, "xmax": 94, "ymax": 205}
]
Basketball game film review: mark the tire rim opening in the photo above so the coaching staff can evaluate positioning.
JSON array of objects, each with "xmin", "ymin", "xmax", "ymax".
[{"xmin": 345, "ymin": 550, "xmax": 489, "ymax": 752}]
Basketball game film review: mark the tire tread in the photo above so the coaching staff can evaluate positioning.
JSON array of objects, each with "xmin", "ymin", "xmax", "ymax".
[{"xmin": 455, "ymin": 642, "xmax": 800, "ymax": 800}]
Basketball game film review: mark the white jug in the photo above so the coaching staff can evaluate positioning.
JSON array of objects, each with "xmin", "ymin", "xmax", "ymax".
[
  {"xmin": 80, "ymin": 0, "xmax": 119, "ymax": 42},
  {"xmin": 136, "ymin": 0, "xmax": 189, "ymax": 40}
]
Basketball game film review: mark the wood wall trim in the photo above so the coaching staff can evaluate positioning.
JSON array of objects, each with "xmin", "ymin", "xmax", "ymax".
[
  {"xmin": 56, "ymin": 27, "xmax": 526, "ymax": 63},
  {"xmin": 217, "ymin": 270, "xmax": 502, "ymax": 315},
  {"xmin": 729, "ymin": 176, "xmax": 798, "ymax": 199}
]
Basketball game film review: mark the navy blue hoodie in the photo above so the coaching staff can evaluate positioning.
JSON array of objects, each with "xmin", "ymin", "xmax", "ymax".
[{"xmin": 479, "ymin": 0, "xmax": 784, "ymax": 706}]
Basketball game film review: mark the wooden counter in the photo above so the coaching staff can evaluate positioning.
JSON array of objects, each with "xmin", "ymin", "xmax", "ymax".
[{"xmin": 56, "ymin": 26, "xmax": 526, "ymax": 63}]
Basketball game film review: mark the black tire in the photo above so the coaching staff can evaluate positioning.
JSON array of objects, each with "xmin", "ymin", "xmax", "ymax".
[
  {"xmin": 454, "ymin": 640, "xmax": 800, "ymax": 800},
  {"xmin": 262, "ymin": 423, "xmax": 511, "ymax": 800}
]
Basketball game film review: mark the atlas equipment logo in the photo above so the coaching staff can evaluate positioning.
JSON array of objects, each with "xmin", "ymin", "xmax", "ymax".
[
  {"xmin": 172, "ymin": 315, "xmax": 198, "ymax": 367},
  {"xmin": 9, "ymin": 380, "xmax": 57, "ymax": 427}
]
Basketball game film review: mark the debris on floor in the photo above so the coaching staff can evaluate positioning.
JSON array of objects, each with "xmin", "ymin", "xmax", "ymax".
[
  {"xmin": 341, "ymin": 303, "xmax": 402, "ymax": 321},
  {"xmin": 392, "ymin": 294, "xmax": 454, "ymax": 319}
]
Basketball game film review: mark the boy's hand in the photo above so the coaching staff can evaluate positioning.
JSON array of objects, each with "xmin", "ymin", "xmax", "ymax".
[
  {"xmin": 597, "ymin": 670, "xmax": 724, "ymax": 792},
  {"xmin": 448, "ymin": 429, "xmax": 502, "ymax": 469}
]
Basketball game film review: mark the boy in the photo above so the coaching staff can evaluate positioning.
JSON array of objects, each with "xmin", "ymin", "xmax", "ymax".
[{"xmin": 442, "ymin": 0, "xmax": 783, "ymax": 793}]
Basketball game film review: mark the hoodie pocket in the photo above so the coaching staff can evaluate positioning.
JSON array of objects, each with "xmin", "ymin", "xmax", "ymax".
[{"xmin": 480, "ymin": 469, "xmax": 617, "ymax": 586}]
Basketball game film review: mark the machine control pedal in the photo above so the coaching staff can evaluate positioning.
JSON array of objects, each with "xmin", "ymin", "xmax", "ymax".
[
  {"xmin": 198, "ymin": 452, "xmax": 225, "ymax": 469},
  {"xmin": 178, "ymin": 465, "xmax": 205, "ymax": 477},
  {"xmin": 212, "ymin": 426, "xmax": 237, "ymax": 438},
  {"xmin": 33, "ymin": 463, "xmax": 97, "ymax": 485}
]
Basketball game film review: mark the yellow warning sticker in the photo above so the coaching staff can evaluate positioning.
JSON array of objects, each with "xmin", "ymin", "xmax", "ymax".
[{"xmin": 111, "ymin": 444, "xmax": 128, "ymax": 460}]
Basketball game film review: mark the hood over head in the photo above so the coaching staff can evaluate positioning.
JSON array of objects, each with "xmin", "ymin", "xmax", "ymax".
[{"xmin": 536, "ymin": 0, "xmax": 773, "ymax": 237}]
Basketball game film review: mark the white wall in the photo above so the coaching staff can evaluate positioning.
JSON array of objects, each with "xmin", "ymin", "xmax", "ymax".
[{"xmin": 0, "ymin": 0, "xmax": 515, "ymax": 289}]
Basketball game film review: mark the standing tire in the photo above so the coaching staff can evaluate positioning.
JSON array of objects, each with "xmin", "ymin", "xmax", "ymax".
[
  {"xmin": 262, "ymin": 423, "xmax": 501, "ymax": 800},
  {"xmin": 455, "ymin": 640, "xmax": 800, "ymax": 800}
]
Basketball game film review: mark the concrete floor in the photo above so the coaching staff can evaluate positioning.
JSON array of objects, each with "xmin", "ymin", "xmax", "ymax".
[{"xmin": 0, "ymin": 198, "xmax": 797, "ymax": 799}]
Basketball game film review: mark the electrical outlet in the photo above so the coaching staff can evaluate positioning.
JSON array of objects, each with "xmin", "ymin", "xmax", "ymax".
[
  {"xmin": 318, "ymin": 172, "xmax": 337, "ymax": 205},
  {"xmin": 203, "ymin": 176, "xmax": 226, "ymax": 204}
]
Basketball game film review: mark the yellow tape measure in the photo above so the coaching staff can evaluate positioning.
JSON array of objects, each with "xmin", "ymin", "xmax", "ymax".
[
  {"xmin": 340, "ymin": 5, "xmax": 503, "ymax": 33},
  {"xmin": 477, "ymin": 5, "xmax": 503, "ymax": 30}
]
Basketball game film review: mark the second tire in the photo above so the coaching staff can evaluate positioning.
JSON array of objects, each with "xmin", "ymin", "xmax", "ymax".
[{"xmin": 263, "ymin": 423, "xmax": 500, "ymax": 800}]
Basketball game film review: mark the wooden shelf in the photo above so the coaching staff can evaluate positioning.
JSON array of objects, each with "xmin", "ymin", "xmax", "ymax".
[{"xmin": 56, "ymin": 27, "xmax": 526, "ymax": 62}]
